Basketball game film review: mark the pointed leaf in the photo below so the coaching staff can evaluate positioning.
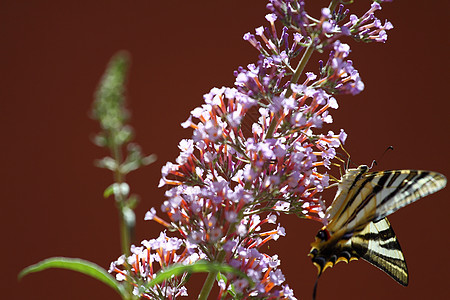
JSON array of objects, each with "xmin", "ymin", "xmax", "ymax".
[
  {"xmin": 103, "ymin": 184, "xmax": 115, "ymax": 198},
  {"xmin": 18, "ymin": 257, "xmax": 125, "ymax": 297},
  {"xmin": 142, "ymin": 154, "xmax": 157, "ymax": 166}
]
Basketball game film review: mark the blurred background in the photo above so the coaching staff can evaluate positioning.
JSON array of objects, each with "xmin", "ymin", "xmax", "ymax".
[{"xmin": 2, "ymin": 0, "xmax": 449, "ymax": 299}]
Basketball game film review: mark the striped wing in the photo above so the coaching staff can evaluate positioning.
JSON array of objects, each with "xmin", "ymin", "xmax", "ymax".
[
  {"xmin": 326, "ymin": 166, "xmax": 447, "ymax": 235},
  {"xmin": 351, "ymin": 218, "xmax": 408, "ymax": 286},
  {"xmin": 309, "ymin": 166, "xmax": 446, "ymax": 287}
]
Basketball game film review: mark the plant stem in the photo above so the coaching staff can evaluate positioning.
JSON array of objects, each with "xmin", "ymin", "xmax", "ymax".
[
  {"xmin": 285, "ymin": 42, "xmax": 315, "ymax": 98},
  {"xmin": 110, "ymin": 131, "xmax": 132, "ymax": 256},
  {"xmin": 118, "ymin": 209, "xmax": 131, "ymax": 255},
  {"xmin": 197, "ymin": 250, "xmax": 226, "ymax": 300},
  {"xmin": 110, "ymin": 132, "xmax": 136, "ymax": 299},
  {"xmin": 266, "ymin": 42, "xmax": 315, "ymax": 138},
  {"xmin": 328, "ymin": 0, "xmax": 339, "ymax": 12}
]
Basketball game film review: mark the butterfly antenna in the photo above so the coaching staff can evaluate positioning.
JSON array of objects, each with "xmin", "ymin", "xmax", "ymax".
[
  {"xmin": 342, "ymin": 144, "xmax": 350, "ymax": 169},
  {"xmin": 312, "ymin": 270, "xmax": 322, "ymax": 300},
  {"xmin": 381, "ymin": 145, "xmax": 394, "ymax": 158},
  {"xmin": 371, "ymin": 146, "xmax": 394, "ymax": 169},
  {"xmin": 339, "ymin": 143, "xmax": 353, "ymax": 171}
]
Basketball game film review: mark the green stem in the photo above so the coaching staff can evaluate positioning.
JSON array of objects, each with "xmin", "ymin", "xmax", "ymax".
[
  {"xmin": 110, "ymin": 131, "xmax": 135, "ymax": 299},
  {"xmin": 110, "ymin": 133, "xmax": 132, "ymax": 256},
  {"xmin": 118, "ymin": 210, "xmax": 131, "ymax": 256},
  {"xmin": 197, "ymin": 250, "xmax": 226, "ymax": 300},
  {"xmin": 266, "ymin": 42, "xmax": 316, "ymax": 138},
  {"xmin": 328, "ymin": 0, "xmax": 340, "ymax": 12},
  {"xmin": 285, "ymin": 42, "xmax": 315, "ymax": 98}
]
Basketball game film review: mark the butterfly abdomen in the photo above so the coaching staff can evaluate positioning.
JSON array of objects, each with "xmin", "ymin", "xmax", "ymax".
[{"xmin": 309, "ymin": 228, "xmax": 360, "ymax": 274}]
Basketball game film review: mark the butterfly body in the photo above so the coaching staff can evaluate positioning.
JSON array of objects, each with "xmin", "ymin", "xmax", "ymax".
[{"xmin": 309, "ymin": 165, "xmax": 446, "ymax": 286}]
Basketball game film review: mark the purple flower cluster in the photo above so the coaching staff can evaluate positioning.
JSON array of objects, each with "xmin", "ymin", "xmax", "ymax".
[
  {"xmin": 267, "ymin": 1, "xmax": 393, "ymax": 47},
  {"xmin": 109, "ymin": 1, "xmax": 394, "ymax": 298},
  {"xmin": 109, "ymin": 232, "xmax": 199, "ymax": 299},
  {"xmin": 168, "ymin": 83, "xmax": 346, "ymax": 223},
  {"xmin": 219, "ymin": 243, "xmax": 294, "ymax": 298},
  {"xmin": 317, "ymin": 40, "xmax": 364, "ymax": 95}
]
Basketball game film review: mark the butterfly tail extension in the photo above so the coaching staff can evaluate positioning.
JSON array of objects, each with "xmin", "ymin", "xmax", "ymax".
[{"xmin": 312, "ymin": 271, "xmax": 321, "ymax": 300}]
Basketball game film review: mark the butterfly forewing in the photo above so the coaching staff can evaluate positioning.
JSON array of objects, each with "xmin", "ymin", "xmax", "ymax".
[
  {"xmin": 371, "ymin": 170, "xmax": 447, "ymax": 222},
  {"xmin": 326, "ymin": 168, "xmax": 447, "ymax": 235}
]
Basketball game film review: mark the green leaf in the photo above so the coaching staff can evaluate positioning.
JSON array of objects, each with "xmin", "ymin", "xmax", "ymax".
[
  {"xmin": 18, "ymin": 257, "xmax": 126, "ymax": 297},
  {"xmin": 216, "ymin": 272, "xmax": 227, "ymax": 283},
  {"xmin": 216, "ymin": 272, "xmax": 236, "ymax": 297},
  {"xmin": 142, "ymin": 154, "xmax": 157, "ymax": 166},
  {"xmin": 126, "ymin": 195, "xmax": 139, "ymax": 210},
  {"xmin": 147, "ymin": 260, "xmax": 250, "ymax": 288},
  {"xmin": 103, "ymin": 184, "xmax": 115, "ymax": 198},
  {"xmin": 119, "ymin": 143, "xmax": 156, "ymax": 174},
  {"xmin": 95, "ymin": 156, "xmax": 117, "ymax": 171},
  {"xmin": 103, "ymin": 182, "xmax": 131, "ymax": 199}
]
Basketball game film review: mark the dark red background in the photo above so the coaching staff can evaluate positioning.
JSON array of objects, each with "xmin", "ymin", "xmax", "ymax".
[{"xmin": 2, "ymin": 0, "xmax": 449, "ymax": 299}]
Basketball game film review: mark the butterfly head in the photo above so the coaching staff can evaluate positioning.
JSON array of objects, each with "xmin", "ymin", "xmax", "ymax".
[{"xmin": 309, "ymin": 227, "xmax": 331, "ymax": 273}]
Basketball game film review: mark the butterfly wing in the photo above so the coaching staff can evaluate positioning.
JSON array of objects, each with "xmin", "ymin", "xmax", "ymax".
[
  {"xmin": 326, "ymin": 167, "xmax": 447, "ymax": 235},
  {"xmin": 351, "ymin": 217, "xmax": 408, "ymax": 286},
  {"xmin": 310, "ymin": 166, "xmax": 446, "ymax": 283},
  {"xmin": 368, "ymin": 170, "xmax": 446, "ymax": 222}
]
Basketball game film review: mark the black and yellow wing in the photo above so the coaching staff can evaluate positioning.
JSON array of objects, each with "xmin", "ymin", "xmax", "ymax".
[
  {"xmin": 351, "ymin": 217, "xmax": 408, "ymax": 286},
  {"xmin": 326, "ymin": 166, "xmax": 446, "ymax": 235},
  {"xmin": 309, "ymin": 166, "xmax": 446, "ymax": 286}
]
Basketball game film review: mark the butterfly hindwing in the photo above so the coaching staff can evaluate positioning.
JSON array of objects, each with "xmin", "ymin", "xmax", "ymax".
[{"xmin": 351, "ymin": 218, "xmax": 408, "ymax": 286}]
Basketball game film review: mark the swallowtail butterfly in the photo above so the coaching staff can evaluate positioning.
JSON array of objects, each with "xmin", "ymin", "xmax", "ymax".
[{"xmin": 309, "ymin": 165, "xmax": 446, "ymax": 298}]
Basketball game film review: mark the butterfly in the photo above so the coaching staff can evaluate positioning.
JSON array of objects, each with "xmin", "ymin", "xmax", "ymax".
[{"xmin": 308, "ymin": 165, "xmax": 447, "ymax": 299}]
